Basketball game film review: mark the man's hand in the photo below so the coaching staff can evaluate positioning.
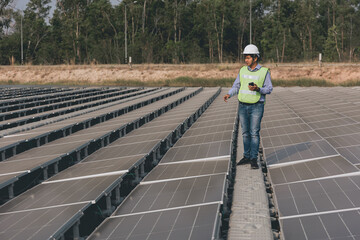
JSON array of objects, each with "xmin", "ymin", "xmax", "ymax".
[
  {"xmin": 249, "ymin": 83, "xmax": 259, "ymax": 92},
  {"xmin": 223, "ymin": 94, "xmax": 230, "ymax": 102}
]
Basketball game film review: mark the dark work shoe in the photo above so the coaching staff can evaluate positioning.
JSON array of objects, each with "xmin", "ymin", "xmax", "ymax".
[
  {"xmin": 237, "ymin": 157, "xmax": 250, "ymax": 165},
  {"xmin": 250, "ymin": 159, "xmax": 259, "ymax": 169}
]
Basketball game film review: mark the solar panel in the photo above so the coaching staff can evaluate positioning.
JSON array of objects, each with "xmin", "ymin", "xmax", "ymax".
[
  {"xmin": 273, "ymin": 175, "xmax": 360, "ymax": 218},
  {"xmin": 337, "ymin": 145, "xmax": 360, "ymax": 165},
  {"xmin": 262, "ymin": 88, "xmax": 360, "ymax": 240},
  {"xmin": 48, "ymin": 156, "xmax": 140, "ymax": 181},
  {"xmin": 264, "ymin": 140, "xmax": 338, "ymax": 166},
  {"xmin": 281, "ymin": 210, "xmax": 360, "ymax": 240},
  {"xmin": 88, "ymin": 203, "xmax": 221, "ymax": 240},
  {"xmin": 326, "ymin": 133, "xmax": 360, "ymax": 148},
  {"xmin": 85, "ymin": 89, "xmax": 235, "ymax": 239},
  {"xmin": 268, "ymin": 155, "xmax": 359, "ymax": 185},
  {"xmin": 0, "ymin": 175, "xmax": 122, "ymax": 212},
  {"xmin": 262, "ymin": 112, "xmax": 298, "ymax": 122},
  {"xmin": 261, "ymin": 131, "xmax": 322, "ymax": 149},
  {"xmin": 315, "ymin": 123, "xmax": 360, "ymax": 138},
  {"xmin": 160, "ymin": 141, "xmax": 231, "ymax": 164},
  {"xmin": 308, "ymin": 117, "xmax": 356, "ymax": 129},
  {"xmin": 113, "ymin": 174, "xmax": 226, "ymax": 215},
  {"xmin": 0, "ymin": 202, "xmax": 89, "ymax": 240},
  {"xmin": 174, "ymin": 131, "xmax": 233, "ymax": 147},
  {"xmin": 144, "ymin": 158, "xmax": 229, "ymax": 182},
  {"xmin": 261, "ymin": 117, "xmax": 303, "ymax": 129},
  {"xmin": 183, "ymin": 124, "xmax": 234, "ymax": 136},
  {"xmin": 190, "ymin": 117, "xmax": 236, "ymax": 128},
  {"xmin": 261, "ymin": 123, "xmax": 312, "ymax": 138}
]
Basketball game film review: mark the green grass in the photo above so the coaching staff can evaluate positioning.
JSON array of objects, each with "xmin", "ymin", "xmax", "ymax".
[
  {"xmin": 339, "ymin": 80, "xmax": 360, "ymax": 87},
  {"xmin": 271, "ymin": 78, "xmax": 336, "ymax": 87},
  {"xmin": 104, "ymin": 77, "xmax": 235, "ymax": 87},
  {"xmin": 1, "ymin": 77, "xmax": 360, "ymax": 87}
]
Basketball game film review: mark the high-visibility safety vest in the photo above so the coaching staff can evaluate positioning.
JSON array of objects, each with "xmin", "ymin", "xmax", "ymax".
[{"xmin": 238, "ymin": 66, "xmax": 268, "ymax": 104}]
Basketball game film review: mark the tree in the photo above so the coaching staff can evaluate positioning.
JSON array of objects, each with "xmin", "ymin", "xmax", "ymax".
[{"xmin": 22, "ymin": 0, "xmax": 51, "ymax": 63}]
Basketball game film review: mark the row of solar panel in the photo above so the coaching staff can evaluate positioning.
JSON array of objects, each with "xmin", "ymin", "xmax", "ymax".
[
  {"xmin": 0, "ymin": 87, "xmax": 109, "ymax": 113},
  {"xmin": 0, "ymin": 88, "xmax": 188, "ymax": 201},
  {"xmin": 0, "ymin": 87, "xmax": 231, "ymax": 239},
  {"xmin": 0, "ymin": 87, "xmax": 135, "ymax": 124},
  {"xmin": 0, "ymin": 87, "xmax": 76, "ymax": 103},
  {"xmin": 261, "ymin": 87, "xmax": 360, "ymax": 240},
  {"xmin": 0, "ymin": 88, "xmax": 156, "ymax": 135},
  {"xmin": 0, "ymin": 88, "xmax": 181, "ymax": 161}
]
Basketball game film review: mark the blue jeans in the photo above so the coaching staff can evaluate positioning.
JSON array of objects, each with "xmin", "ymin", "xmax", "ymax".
[{"xmin": 238, "ymin": 102, "xmax": 264, "ymax": 160}]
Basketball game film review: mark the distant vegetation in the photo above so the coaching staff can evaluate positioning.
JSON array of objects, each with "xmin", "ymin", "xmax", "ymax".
[{"xmin": 1, "ymin": 0, "xmax": 360, "ymax": 65}]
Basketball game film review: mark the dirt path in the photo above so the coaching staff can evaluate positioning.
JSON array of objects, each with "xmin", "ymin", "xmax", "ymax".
[{"xmin": 0, "ymin": 63, "xmax": 359, "ymax": 84}]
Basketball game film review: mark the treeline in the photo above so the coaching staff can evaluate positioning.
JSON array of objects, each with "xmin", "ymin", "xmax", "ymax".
[{"xmin": 0, "ymin": 0, "xmax": 359, "ymax": 65}]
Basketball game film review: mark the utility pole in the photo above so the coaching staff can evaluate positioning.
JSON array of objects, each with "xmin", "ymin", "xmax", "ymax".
[
  {"xmin": 21, "ymin": 13, "xmax": 24, "ymax": 65},
  {"xmin": 250, "ymin": 0, "xmax": 252, "ymax": 44},
  {"xmin": 124, "ymin": 4, "xmax": 128, "ymax": 64}
]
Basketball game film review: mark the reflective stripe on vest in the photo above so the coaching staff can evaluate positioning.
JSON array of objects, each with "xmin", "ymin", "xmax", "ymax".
[{"xmin": 238, "ymin": 66, "xmax": 268, "ymax": 104}]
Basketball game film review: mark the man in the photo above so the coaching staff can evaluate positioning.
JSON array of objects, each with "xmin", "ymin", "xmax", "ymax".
[{"xmin": 224, "ymin": 44, "xmax": 273, "ymax": 169}]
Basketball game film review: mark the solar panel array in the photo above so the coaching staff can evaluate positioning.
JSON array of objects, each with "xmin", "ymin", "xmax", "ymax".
[
  {"xmin": 88, "ymin": 88, "xmax": 238, "ymax": 240},
  {"xmin": 262, "ymin": 87, "xmax": 360, "ymax": 240},
  {"xmin": 2, "ymin": 85, "xmax": 359, "ymax": 240},
  {"xmin": 0, "ymin": 86, "xmax": 239, "ymax": 240}
]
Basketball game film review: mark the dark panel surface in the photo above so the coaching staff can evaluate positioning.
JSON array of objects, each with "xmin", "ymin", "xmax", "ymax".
[
  {"xmin": 261, "ymin": 118, "xmax": 303, "ymax": 129},
  {"xmin": 0, "ymin": 175, "xmax": 122, "ymax": 213},
  {"xmin": 316, "ymin": 123, "xmax": 360, "ymax": 138},
  {"xmin": 129, "ymin": 124, "xmax": 179, "ymax": 135},
  {"xmin": 161, "ymin": 141, "xmax": 231, "ymax": 163},
  {"xmin": 326, "ymin": 133, "xmax": 360, "ymax": 148},
  {"xmin": 194, "ymin": 112, "xmax": 237, "ymax": 123},
  {"xmin": 262, "ymin": 131, "xmax": 322, "ymax": 149},
  {"xmin": 308, "ymin": 117, "xmax": 356, "ymax": 129},
  {"xmin": 260, "ymin": 123, "xmax": 311, "ymax": 138},
  {"xmin": 88, "ymin": 203, "xmax": 220, "ymax": 240},
  {"xmin": 281, "ymin": 210, "xmax": 360, "ymax": 240},
  {"xmin": 0, "ymin": 203, "xmax": 89, "ymax": 240},
  {"xmin": 144, "ymin": 159, "xmax": 229, "ymax": 182},
  {"xmin": 175, "ymin": 131, "xmax": 233, "ymax": 147},
  {"xmin": 269, "ymin": 155, "xmax": 358, "ymax": 185},
  {"xmin": 114, "ymin": 174, "xmax": 226, "ymax": 215},
  {"xmin": 0, "ymin": 155, "xmax": 58, "ymax": 174},
  {"xmin": 108, "ymin": 132, "xmax": 166, "ymax": 146},
  {"xmin": 95, "ymin": 140, "xmax": 160, "ymax": 158},
  {"xmin": 48, "ymin": 156, "xmax": 140, "ymax": 181},
  {"xmin": 301, "ymin": 113, "xmax": 344, "ymax": 123},
  {"xmin": 265, "ymin": 140, "xmax": 338, "ymax": 166},
  {"xmin": 190, "ymin": 118, "xmax": 236, "ymax": 128},
  {"xmin": 274, "ymin": 175, "xmax": 360, "ymax": 217},
  {"xmin": 337, "ymin": 145, "xmax": 360, "ymax": 165},
  {"xmin": 184, "ymin": 124, "xmax": 234, "ymax": 137},
  {"xmin": 262, "ymin": 112, "xmax": 298, "ymax": 122}
]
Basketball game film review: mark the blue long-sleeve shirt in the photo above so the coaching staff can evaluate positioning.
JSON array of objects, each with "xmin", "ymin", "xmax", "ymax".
[{"xmin": 228, "ymin": 64, "xmax": 273, "ymax": 102}]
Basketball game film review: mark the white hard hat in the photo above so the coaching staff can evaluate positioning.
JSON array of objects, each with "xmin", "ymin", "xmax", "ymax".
[{"xmin": 243, "ymin": 44, "xmax": 260, "ymax": 55}]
